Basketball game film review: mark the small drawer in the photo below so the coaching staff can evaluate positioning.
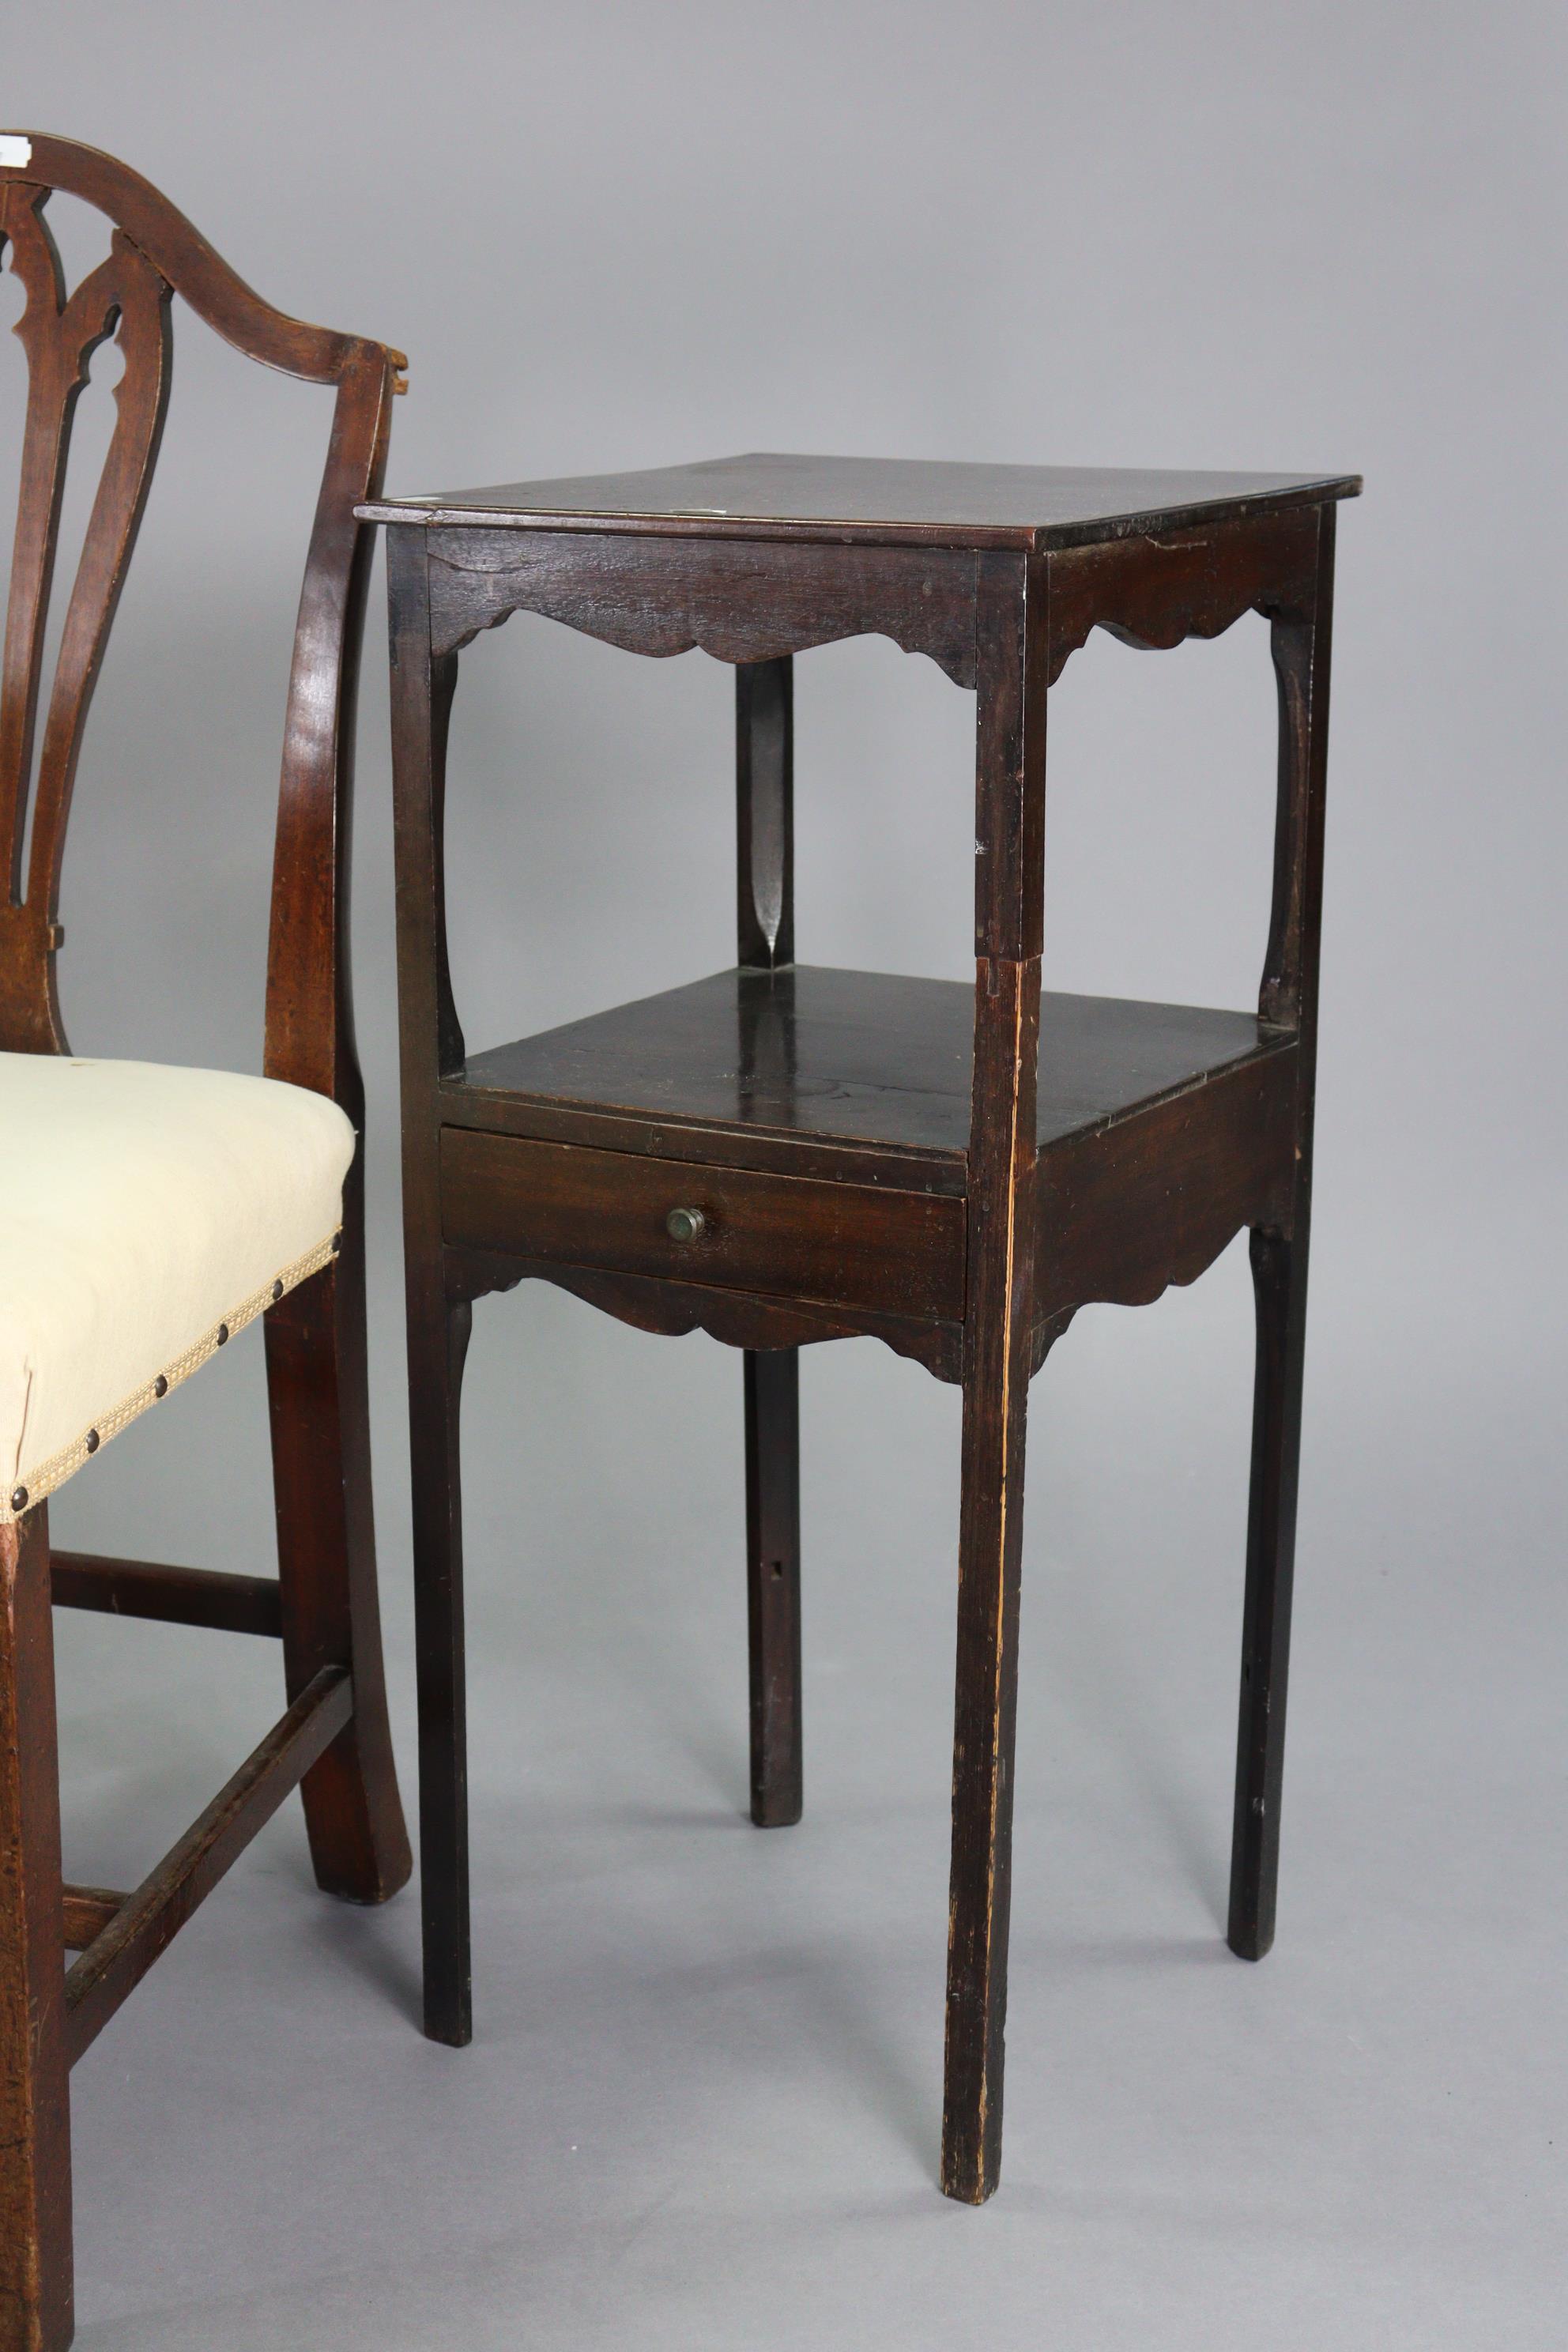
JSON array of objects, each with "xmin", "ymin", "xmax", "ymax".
[{"xmin": 439, "ymin": 1128, "xmax": 966, "ymax": 1324}]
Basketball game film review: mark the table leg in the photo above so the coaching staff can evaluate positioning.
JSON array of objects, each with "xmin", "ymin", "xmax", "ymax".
[
  {"xmin": 941, "ymin": 954, "xmax": 1042, "ymax": 2206},
  {"xmin": 1230, "ymin": 520, "xmax": 1333, "ymax": 1960},
  {"xmin": 734, "ymin": 659, "xmax": 801, "ymax": 1828},
  {"xmin": 744, "ymin": 1350, "xmax": 801, "ymax": 1826},
  {"xmin": 408, "ymin": 1274, "xmax": 473, "ymax": 2046},
  {"xmin": 1229, "ymin": 1227, "xmax": 1308, "ymax": 1958}
]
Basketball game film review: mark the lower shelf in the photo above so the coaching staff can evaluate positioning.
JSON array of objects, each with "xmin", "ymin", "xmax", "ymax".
[
  {"xmin": 432, "ymin": 966, "xmax": 1298, "ymax": 1382},
  {"xmin": 445, "ymin": 964, "xmax": 1288, "ymax": 1188}
]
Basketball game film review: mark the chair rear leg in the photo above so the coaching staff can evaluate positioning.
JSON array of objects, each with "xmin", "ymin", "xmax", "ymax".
[
  {"xmin": 0, "ymin": 1506, "xmax": 73, "ymax": 2352},
  {"xmin": 265, "ymin": 1193, "xmax": 412, "ymax": 1906}
]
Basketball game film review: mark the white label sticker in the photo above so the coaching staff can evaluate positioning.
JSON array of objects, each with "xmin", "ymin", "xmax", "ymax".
[{"xmin": 0, "ymin": 135, "xmax": 33, "ymax": 169}]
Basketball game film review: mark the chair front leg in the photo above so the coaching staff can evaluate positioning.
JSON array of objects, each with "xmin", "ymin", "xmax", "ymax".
[
  {"xmin": 0, "ymin": 1506, "xmax": 72, "ymax": 2352},
  {"xmin": 265, "ymin": 1179, "xmax": 412, "ymax": 1906}
]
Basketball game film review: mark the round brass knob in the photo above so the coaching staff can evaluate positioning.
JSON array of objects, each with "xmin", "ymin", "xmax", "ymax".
[{"xmin": 665, "ymin": 1205, "xmax": 707, "ymax": 1242}]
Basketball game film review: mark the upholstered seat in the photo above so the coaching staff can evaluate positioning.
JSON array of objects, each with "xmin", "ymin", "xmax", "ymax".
[{"xmin": 0, "ymin": 1054, "xmax": 353, "ymax": 1521}]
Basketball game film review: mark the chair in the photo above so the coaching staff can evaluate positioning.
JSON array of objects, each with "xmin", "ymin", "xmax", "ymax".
[{"xmin": 0, "ymin": 132, "xmax": 410, "ymax": 2350}]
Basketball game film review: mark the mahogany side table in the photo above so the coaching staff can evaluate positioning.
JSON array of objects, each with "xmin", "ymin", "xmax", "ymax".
[{"xmin": 364, "ymin": 454, "xmax": 1359, "ymax": 2204}]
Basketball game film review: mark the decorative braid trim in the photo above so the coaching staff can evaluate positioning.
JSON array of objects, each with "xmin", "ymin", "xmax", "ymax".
[{"xmin": 0, "ymin": 1230, "xmax": 341, "ymax": 1525}]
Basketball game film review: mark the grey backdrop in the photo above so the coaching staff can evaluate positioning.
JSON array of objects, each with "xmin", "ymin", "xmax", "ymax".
[{"xmin": 7, "ymin": 5, "xmax": 1566, "ymax": 2346}]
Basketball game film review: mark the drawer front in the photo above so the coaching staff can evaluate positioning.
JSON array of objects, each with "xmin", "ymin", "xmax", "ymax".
[{"xmin": 440, "ymin": 1128, "xmax": 966, "ymax": 1324}]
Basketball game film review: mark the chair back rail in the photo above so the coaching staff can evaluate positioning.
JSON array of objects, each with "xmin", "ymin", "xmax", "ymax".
[{"xmin": 0, "ymin": 132, "xmax": 402, "ymax": 1105}]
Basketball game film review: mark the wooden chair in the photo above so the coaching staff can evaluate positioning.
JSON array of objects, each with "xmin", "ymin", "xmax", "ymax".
[{"xmin": 0, "ymin": 133, "xmax": 410, "ymax": 2350}]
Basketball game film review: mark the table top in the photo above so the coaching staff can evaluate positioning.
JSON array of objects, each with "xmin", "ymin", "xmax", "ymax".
[{"xmin": 360, "ymin": 451, "xmax": 1360, "ymax": 552}]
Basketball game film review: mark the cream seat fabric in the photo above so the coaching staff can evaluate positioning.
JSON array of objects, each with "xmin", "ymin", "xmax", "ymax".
[{"xmin": 0, "ymin": 1053, "xmax": 354, "ymax": 1522}]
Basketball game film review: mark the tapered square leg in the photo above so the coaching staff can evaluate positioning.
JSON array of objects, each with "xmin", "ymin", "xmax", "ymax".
[
  {"xmin": 0, "ymin": 1509, "xmax": 72, "ymax": 2352},
  {"xmin": 940, "ymin": 1332, "xmax": 1034, "ymax": 2205},
  {"xmin": 407, "ymin": 1272, "xmax": 473, "ymax": 2045},
  {"xmin": 1231, "ymin": 522, "xmax": 1333, "ymax": 1962},
  {"xmin": 744, "ymin": 1349, "xmax": 801, "ymax": 1827},
  {"xmin": 940, "ymin": 555, "xmax": 1046, "ymax": 2206},
  {"xmin": 941, "ymin": 946, "xmax": 1042, "ymax": 2205},
  {"xmin": 1228, "ymin": 1224, "xmax": 1309, "ymax": 1959}
]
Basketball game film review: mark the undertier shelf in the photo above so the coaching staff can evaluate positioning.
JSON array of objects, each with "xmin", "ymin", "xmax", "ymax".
[{"xmin": 447, "ymin": 967, "xmax": 1290, "ymax": 1184}]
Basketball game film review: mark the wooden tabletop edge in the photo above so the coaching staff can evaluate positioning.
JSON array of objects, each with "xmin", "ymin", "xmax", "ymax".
[{"xmin": 355, "ymin": 473, "xmax": 1361, "ymax": 550}]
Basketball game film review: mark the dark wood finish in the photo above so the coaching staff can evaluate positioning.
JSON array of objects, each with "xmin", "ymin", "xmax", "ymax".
[
  {"xmin": 50, "ymin": 1553, "xmax": 284, "ymax": 1638},
  {"xmin": 64, "ymin": 1668, "xmax": 353, "ymax": 2066},
  {"xmin": 1031, "ymin": 1046, "xmax": 1298, "ymax": 1336},
  {"xmin": 0, "ymin": 180, "xmax": 171, "ymax": 1056},
  {"xmin": 439, "ymin": 1129, "xmax": 967, "ymax": 1323},
  {"xmin": 0, "ymin": 131, "xmax": 410, "ymax": 2343},
  {"xmin": 376, "ymin": 455, "xmax": 1354, "ymax": 2207},
  {"xmin": 737, "ymin": 659, "xmax": 802, "ymax": 1828},
  {"xmin": 744, "ymin": 1350, "xmax": 801, "ymax": 1827},
  {"xmin": 941, "ymin": 552, "xmax": 1046, "ymax": 2203},
  {"xmin": 444, "ymin": 1094, "xmax": 959, "ymax": 1197},
  {"xmin": 1230, "ymin": 508, "xmax": 1337, "ymax": 1959},
  {"xmin": 422, "ymin": 527, "xmax": 980, "ymax": 687},
  {"xmin": 735, "ymin": 659, "xmax": 793, "ymax": 970},
  {"xmin": 403, "ymin": 1278, "xmax": 473, "ymax": 2049},
  {"xmin": 386, "ymin": 526, "xmax": 473, "ymax": 2046},
  {"xmin": 0, "ymin": 1508, "xmax": 71, "ymax": 2352},
  {"xmin": 1044, "ymin": 508, "xmax": 1321, "ymax": 684},
  {"xmin": 266, "ymin": 1250, "xmax": 410, "ymax": 1905},
  {"xmin": 450, "ymin": 1248, "xmax": 964, "ymax": 1382},
  {"xmin": 448, "ymin": 967, "xmax": 1281, "ymax": 1178},
  {"xmin": 362, "ymin": 450, "xmax": 1360, "ymax": 551},
  {"xmin": 59, "ymin": 1890, "xmax": 126, "ymax": 1954}
]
